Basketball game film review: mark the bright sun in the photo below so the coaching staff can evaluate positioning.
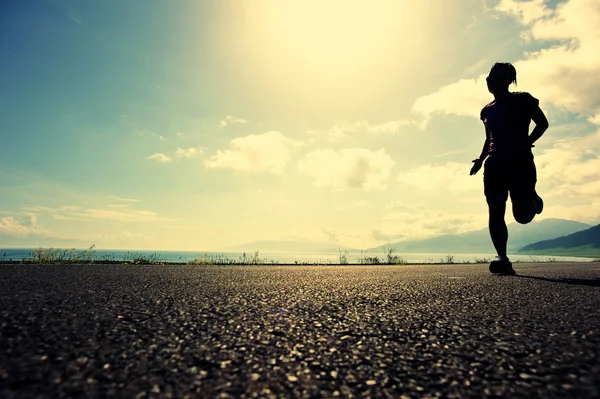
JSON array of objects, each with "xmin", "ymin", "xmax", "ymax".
[
  {"xmin": 223, "ymin": 1, "xmax": 428, "ymax": 109},
  {"xmin": 261, "ymin": 1, "xmax": 407, "ymax": 78},
  {"xmin": 259, "ymin": 1, "xmax": 415, "ymax": 80}
]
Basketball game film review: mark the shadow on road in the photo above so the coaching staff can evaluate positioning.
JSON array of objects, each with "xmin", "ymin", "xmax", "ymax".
[{"xmin": 516, "ymin": 275, "xmax": 600, "ymax": 287}]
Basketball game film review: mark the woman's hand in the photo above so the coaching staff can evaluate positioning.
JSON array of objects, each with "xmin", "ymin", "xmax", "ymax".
[{"xmin": 470, "ymin": 158, "xmax": 483, "ymax": 175}]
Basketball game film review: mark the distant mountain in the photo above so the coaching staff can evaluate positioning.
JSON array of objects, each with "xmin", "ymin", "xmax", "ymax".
[
  {"xmin": 366, "ymin": 218, "xmax": 591, "ymax": 254},
  {"xmin": 222, "ymin": 239, "xmax": 353, "ymax": 254},
  {"xmin": 519, "ymin": 223, "xmax": 600, "ymax": 256}
]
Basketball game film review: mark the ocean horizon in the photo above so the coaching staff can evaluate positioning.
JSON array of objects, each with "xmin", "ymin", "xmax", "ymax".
[{"xmin": 0, "ymin": 247, "xmax": 596, "ymax": 264}]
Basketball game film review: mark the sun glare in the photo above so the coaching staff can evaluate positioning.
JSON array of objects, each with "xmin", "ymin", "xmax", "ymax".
[
  {"xmin": 262, "ymin": 1, "xmax": 406, "ymax": 79},
  {"xmin": 228, "ymin": 1, "xmax": 425, "ymax": 105}
]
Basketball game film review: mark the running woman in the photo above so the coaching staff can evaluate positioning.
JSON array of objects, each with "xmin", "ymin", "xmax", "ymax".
[{"xmin": 470, "ymin": 62, "xmax": 549, "ymax": 275}]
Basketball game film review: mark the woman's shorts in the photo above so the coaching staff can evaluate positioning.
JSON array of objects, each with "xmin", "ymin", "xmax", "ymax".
[{"xmin": 483, "ymin": 153, "xmax": 537, "ymax": 204}]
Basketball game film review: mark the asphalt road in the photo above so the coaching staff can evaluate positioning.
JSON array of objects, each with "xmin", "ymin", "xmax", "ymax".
[{"xmin": 1, "ymin": 262, "xmax": 599, "ymax": 398}]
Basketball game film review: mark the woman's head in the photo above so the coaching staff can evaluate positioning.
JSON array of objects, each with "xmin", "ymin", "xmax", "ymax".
[{"xmin": 486, "ymin": 62, "xmax": 517, "ymax": 94}]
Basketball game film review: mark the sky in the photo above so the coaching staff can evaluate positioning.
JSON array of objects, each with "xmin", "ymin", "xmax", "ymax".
[{"xmin": 1, "ymin": 0, "xmax": 600, "ymax": 251}]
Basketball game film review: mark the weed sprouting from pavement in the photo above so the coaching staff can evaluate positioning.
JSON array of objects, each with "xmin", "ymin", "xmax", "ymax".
[
  {"xmin": 28, "ymin": 245, "xmax": 97, "ymax": 264},
  {"xmin": 123, "ymin": 251, "xmax": 165, "ymax": 264},
  {"xmin": 188, "ymin": 251, "xmax": 280, "ymax": 265},
  {"xmin": 357, "ymin": 251, "xmax": 382, "ymax": 264},
  {"xmin": 384, "ymin": 247, "xmax": 405, "ymax": 265},
  {"xmin": 440, "ymin": 254, "xmax": 455, "ymax": 264},
  {"xmin": 339, "ymin": 248, "xmax": 349, "ymax": 265}
]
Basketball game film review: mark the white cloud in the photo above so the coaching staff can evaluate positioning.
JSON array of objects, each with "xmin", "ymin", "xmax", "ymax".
[
  {"xmin": 297, "ymin": 148, "xmax": 395, "ymax": 191},
  {"xmin": 108, "ymin": 195, "xmax": 142, "ymax": 203},
  {"xmin": 218, "ymin": 115, "xmax": 249, "ymax": 127},
  {"xmin": 322, "ymin": 227, "xmax": 338, "ymax": 242},
  {"xmin": 412, "ymin": 77, "xmax": 490, "ymax": 120},
  {"xmin": 370, "ymin": 228, "xmax": 406, "ymax": 242},
  {"xmin": 495, "ymin": 0, "xmax": 553, "ymax": 25},
  {"xmin": 145, "ymin": 153, "xmax": 172, "ymax": 163},
  {"xmin": 413, "ymin": 0, "xmax": 600, "ymax": 122},
  {"xmin": 377, "ymin": 207, "xmax": 484, "ymax": 241},
  {"xmin": 433, "ymin": 149, "xmax": 468, "ymax": 158},
  {"xmin": 397, "ymin": 162, "xmax": 480, "ymax": 194},
  {"xmin": 325, "ymin": 125, "xmax": 352, "ymax": 143},
  {"xmin": 306, "ymin": 119, "xmax": 419, "ymax": 142},
  {"xmin": 99, "ymin": 232, "xmax": 150, "ymax": 242},
  {"xmin": 205, "ymin": 131, "xmax": 302, "ymax": 174},
  {"xmin": 355, "ymin": 119, "xmax": 421, "ymax": 134},
  {"xmin": 384, "ymin": 201, "xmax": 426, "ymax": 213},
  {"xmin": 0, "ymin": 214, "xmax": 44, "ymax": 238},
  {"xmin": 22, "ymin": 205, "xmax": 177, "ymax": 223},
  {"xmin": 533, "ymin": 131, "xmax": 600, "ymax": 221},
  {"xmin": 134, "ymin": 129, "xmax": 167, "ymax": 141},
  {"xmin": 175, "ymin": 146, "xmax": 205, "ymax": 158}
]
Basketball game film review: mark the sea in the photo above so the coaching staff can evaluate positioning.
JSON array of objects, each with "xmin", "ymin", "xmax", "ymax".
[{"xmin": 0, "ymin": 248, "xmax": 596, "ymax": 264}]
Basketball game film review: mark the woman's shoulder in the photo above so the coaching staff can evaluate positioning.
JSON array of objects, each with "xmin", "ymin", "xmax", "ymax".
[
  {"xmin": 480, "ymin": 99, "xmax": 496, "ymax": 120},
  {"xmin": 512, "ymin": 91, "xmax": 539, "ymax": 106},
  {"xmin": 512, "ymin": 91, "xmax": 538, "ymax": 100}
]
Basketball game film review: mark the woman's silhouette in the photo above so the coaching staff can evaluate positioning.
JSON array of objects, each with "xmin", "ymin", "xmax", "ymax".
[{"xmin": 470, "ymin": 62, "xmax": 549, "ymax": 275}]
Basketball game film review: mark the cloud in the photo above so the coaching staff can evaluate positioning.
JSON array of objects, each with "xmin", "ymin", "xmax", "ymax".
[
  {"xmin": 297, "ymin": 148, "xmax": 395, "ymax": 191},
  {"xmin": 205, "ymin": 131, "xmax": 302, "ymax": 174},
  {"xmin": 108, "ymin": 195, "xmax": 143, "ymax": 203},
  {"xmin": 533, "ymin": 130, "xmax": 600, "ymax": 219},
  {"xmin": 322, "ymin": 228, "xmax": 338, "ymax": 242},
  {"xmin": 306, "ymin": 119, "xmax": 419, "ymax": 142},
  {"xmin": 67, "ymin": 8, "xmax": 86, "ymax": 26},
  {"xmin": 144, "ymin": 147, "xmax": 205, "ymax": 163},
  {"xmin": 412, "ymin": 78, "xmax": 490, "ymax": 120},
  {"xmin": 413, "ymin": 0, "xmax": 600, "ymax": 122},
  {"xmin": 133, "ymin": 129, "xmax": 167, "ymax": 141},
  {"xmin": 0, "ymin": 214, "xmax": 45, "ymax": 238},
  {"xmin": 218, "ymin": 115, "xmax": 249, "ymax": 127},
  {"xmin": 397, "ymin": 162, "xmax": 480, "ymax": 194},
  {"xmin": 99, "ymin": 232, "xmax": 150, "ymax": 243},
  {"xmin": 354, "ymin": 119, "xmax": 418, "ymax": 134},
  {"xmin": 432, "ymin": 149, "xmax": 467, "ymax": 158},
  {"xmin": 145, "ymin": 153, "xmax": 172, "ymax": 162},
  {"xmin": 494, "ymin": 0, "xmax": 553, "ymax": 25},
  {"xmin": 384, "ymin": 201, "xmax": 426, "ymax": 213},
  {"xmin": 175, "ymin": 147, "xmax": 206, "ymax": 158},
  {"xmin": 370, "ymin": 228, "xmax": 406, "ymax": 242},
  {"xmin": 377, "ymin": 207, "xmax": 483, "ymax": 241},
  {"xmin": 21, "ymin": 205, "xmax": 177, "ymax": 223}
]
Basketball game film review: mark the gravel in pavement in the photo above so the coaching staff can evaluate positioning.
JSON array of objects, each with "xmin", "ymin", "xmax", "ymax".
[{"xmin": 1, "ymin": 263, "xmax": 599, "ymax": 398}]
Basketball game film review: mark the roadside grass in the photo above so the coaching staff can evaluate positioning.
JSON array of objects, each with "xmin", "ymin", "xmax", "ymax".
[
  {"xmin": 28, "ymin": 245, "xmax": 98, "ymax": 264},
  {"xmin": 513, "ymin": 255, "xmax": 562, "ymax": 263},
  {"xmin": 188, "ymin": 251, "xmax": 282, "ymax": 265},
  {"xmin": 1, "ymin": 246, "xmax": 593, "ymax": 265},
  {"xmin": 10, "ymin": 245, "xmax": 167, "ymax": 265}
]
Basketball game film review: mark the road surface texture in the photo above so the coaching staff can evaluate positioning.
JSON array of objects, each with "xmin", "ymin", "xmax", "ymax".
[{"xmin": 1, "ymin": 262, "xmax": 599, "ymax": 398}]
